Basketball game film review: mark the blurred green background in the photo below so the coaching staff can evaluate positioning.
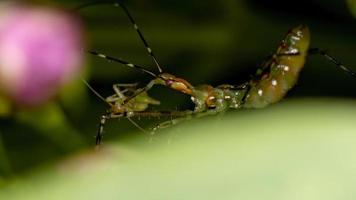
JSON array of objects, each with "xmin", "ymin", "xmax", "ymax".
[{"xmin": 0, "ymin": 0, "xmax": 356, "ymax": 198}]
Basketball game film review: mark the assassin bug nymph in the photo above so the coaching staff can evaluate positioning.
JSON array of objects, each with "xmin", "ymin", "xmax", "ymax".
[{"xmin": 77, "ymin": 1, "xmax": 355, "ymax": 145}]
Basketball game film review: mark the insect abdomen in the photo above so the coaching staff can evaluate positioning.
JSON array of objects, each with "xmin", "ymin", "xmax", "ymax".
[{"xmin": 244, "ymin": 25, "xmax": 310, "ymax": 108}]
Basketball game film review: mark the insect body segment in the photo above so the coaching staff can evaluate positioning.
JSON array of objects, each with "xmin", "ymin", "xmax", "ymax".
[
  {"xmin": 188, "ymin": 84, "xmax": 247, "ymax": 113},
  {"xmin": 244, "ymin": 25, "xmax": 310, "ymax": 108}
]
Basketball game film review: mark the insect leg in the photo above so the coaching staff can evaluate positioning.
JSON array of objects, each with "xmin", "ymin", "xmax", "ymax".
[
  {"xmin": 113, "ymin": 83, "xmax": 139, "ymax": 88},
  {"xmin": 123, "ymin": 78, "xmax": 161, "ymax": 104},
  {"xmin": 97, "ymin": 111, "xmax": 191, "ymax": 145},
  {"xmin": 152, "ymin": 117, "xmax": 189, "ymax": 133},
  {"xmin": 308, "ymin": 48, "xmax": 355, "ymax": 76},
  {"xmin": 127, "ymin": 117, "xmax": 148, "ymax": 134},
  {"xmin": 96, "ymin": 111, "xmax": 148, "ymax": 146},
  {"xmin": 112, "ymin": 83, "xmax": 139, "ymax": 99},
  {"xmin": 151, "ymin": 108, "xmax": 229, "ymax": 133},
  {"xmin": 151, "ymin": 110, "xmax": 194, "ymax": 133},
  {"xmin": 106, "ymin": 86, "xmax": 130, "ymax": 103},
  {"xmin": 88, "ymin": 50, "xmax": 157, "ymax": 77},
  {"xmin": 96, "ymin": 112, "xmax": 116, "ymax": 145}
]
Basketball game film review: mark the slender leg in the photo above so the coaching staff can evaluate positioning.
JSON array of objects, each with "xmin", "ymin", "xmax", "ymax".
[
  {"xmin": 113, "ymin": 83, "xmax": 139, "ymax": 95},
  {"xmin": 105, "ymin": 95, "xmax": 120, "ymax": 103},
  {"xmin": 96, "ymin": 110, "xmax": 193, "ymax": 146},
  {"xmin": 127, "ymin": 117, "xmax": 147, "ymax": 134},
  {"xmin": 105, "ymin": 83, "xmax": 141, "ymax": 103},
  {"xmin": 123, "ymin": 78, "xmax": 161, "ymax": 104},
  {"xmin": 308, "ymin": 48, "xmax": 355, "ymax": 76},
  {"xmin": 152, "ymin": 115, "xmax": 193, "ymax": 132},
  {"xmin": 96, "ymin": 112, "xmax": 113, "ymax": 146},
  {"xmin": 113, "ymin": 83, "xmax": 138, "ymax": 98},
  {"xmin": 113, "ymin": 83, "xmax": 139, "ymax": 88},
  {"xmin": 112, "ymin": 85, "xmax": 125, "ymax": 99},
  {"xmin": 151, "ymin": 109, "xmax": 221, "ymax": 133}
]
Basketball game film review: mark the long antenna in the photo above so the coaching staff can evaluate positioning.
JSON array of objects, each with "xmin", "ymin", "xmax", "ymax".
[
  {"xmin": 74, "ymin": 1, "xmax": 107, "ymax": 10},
  {"xmin": 308, "ymin": 48, "xmax": 355, "ymax": 76},
  {"xmin": 81, "ymin": 77, "xmax": 113, "ymax": 106},
  {"xmin": 75, "ymin": 1, "xmax": 163, "ymax": 73},
  {"xmin": 115, "ymin": 2, "xmax": 163, "ymax": 73},
  {"xmin": 88, "ymin": 50, "xmax": 157, "ymax": 77}
]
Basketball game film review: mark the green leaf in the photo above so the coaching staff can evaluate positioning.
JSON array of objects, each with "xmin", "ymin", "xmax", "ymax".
[{"xmin": 1, "ymin": 99, "xmax": 356, "ymax": 199}]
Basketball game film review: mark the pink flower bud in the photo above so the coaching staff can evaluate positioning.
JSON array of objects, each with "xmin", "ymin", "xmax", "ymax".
[{"xmin": 0, "ymin": 2, "xmax": 84, "ymax": 107}]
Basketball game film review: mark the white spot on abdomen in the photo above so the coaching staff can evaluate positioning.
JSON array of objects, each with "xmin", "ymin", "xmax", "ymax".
[
  {"xmin": 284, "ymin": 65, "xmax": 289, "ymax": 72},
  {"xmin": 271, "ymin": 79, "xmax": 277, "ymax": 86}
]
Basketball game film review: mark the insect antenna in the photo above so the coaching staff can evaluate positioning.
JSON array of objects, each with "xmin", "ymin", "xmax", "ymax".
[
  {"xmin": 308, "ymin": 48, "xmax": 355, "ymax": 76},
  {"xmin": 75, "ymin": 1, "xmax": 163, "ymax": 73},
  {"xmin": 88, "ymin": 50, "xmax": 157, "ymax": 77},
  {"xmin": 73, "ymin": 1, "xmax": 105, "ymax": 10},
  {"xmin": 81, "ymin": 78, "xmax": 112, "ymax": 105},
  {"xmin": 115, "ymin": 1, "xmax": 163, "ymax": 73}
]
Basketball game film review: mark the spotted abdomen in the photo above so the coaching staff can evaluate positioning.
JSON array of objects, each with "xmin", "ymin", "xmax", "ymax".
[{"xmin": 244, "ymin": 25, "xmax": 310, "ymax": 108}]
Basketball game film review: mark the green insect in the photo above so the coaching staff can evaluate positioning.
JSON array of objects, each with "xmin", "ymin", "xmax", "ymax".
[{"xmin": 77, "ymin": 1, "xmax": 355, "ymax": 145}]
